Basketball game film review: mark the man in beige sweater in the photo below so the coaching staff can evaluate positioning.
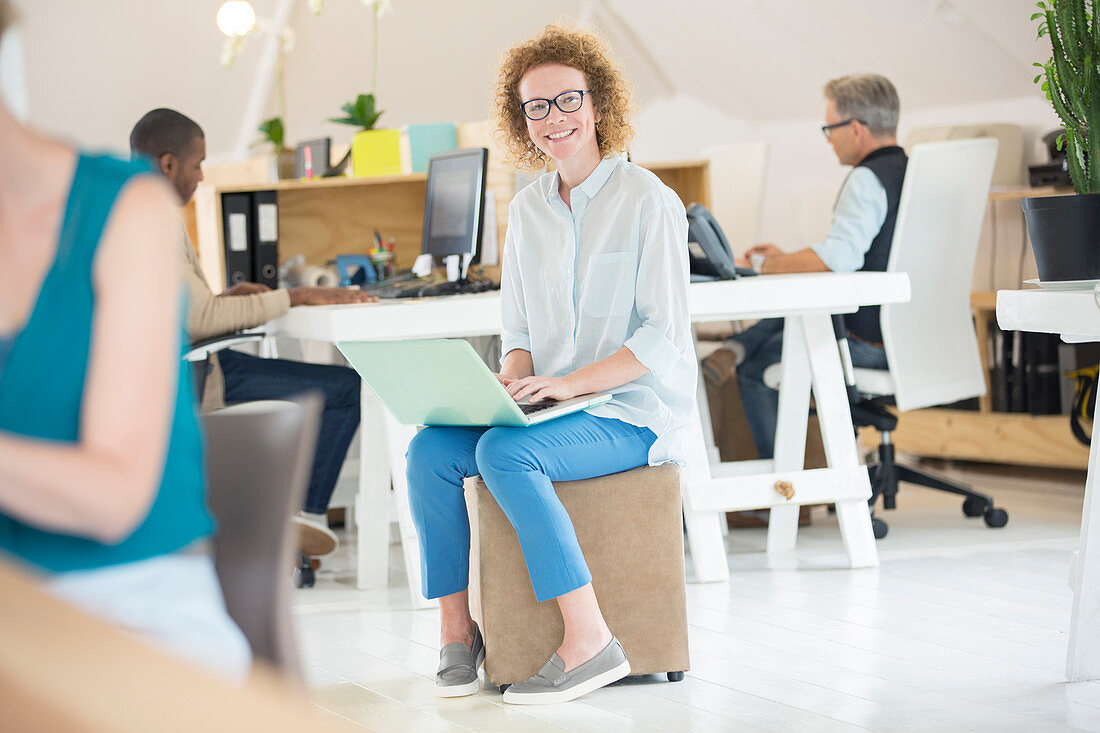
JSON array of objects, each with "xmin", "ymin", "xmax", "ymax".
[{"xmin": 132, "ymin": 108, "xmax": 375, "ymax": 559}]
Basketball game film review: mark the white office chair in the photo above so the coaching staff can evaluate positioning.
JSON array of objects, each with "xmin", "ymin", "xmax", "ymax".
[{"xmin": 842, "ymin": 138, "xmax": 1008, "ymax": 538}]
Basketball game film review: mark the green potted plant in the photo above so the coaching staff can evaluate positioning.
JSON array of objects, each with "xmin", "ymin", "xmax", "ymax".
[
  {"xmin": 331, "ymin": 93, "xmax": 401, "ymax": 177},
  {"xmin": 318, "ymin": 0, "xmax": 400, "ymax": 177},
  {"xmin": 1025, "ymin": 0, "xmax": 1100, "ymax": 282},
  {"xmin": 257, "ymin": 116, "xmax": 296, "ymax": 180}
]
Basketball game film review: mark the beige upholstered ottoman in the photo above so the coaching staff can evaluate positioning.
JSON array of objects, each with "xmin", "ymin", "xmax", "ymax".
[{"xmin": 464, "ymin": 463, "xmax": 690, "ymax": 687}]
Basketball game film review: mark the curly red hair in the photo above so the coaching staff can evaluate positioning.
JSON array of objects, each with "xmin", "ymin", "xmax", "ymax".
[{"xmin": 492, "ymin": 24, "xmax": 634, "ymax": 171}]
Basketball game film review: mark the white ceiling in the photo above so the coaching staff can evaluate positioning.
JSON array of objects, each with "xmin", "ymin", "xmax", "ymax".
[
  {"xmin": 12, "ymin": 0, "xmax": 1052, "ymax": 156},
  {"xmin": 592, "ymin": 0, "xmax": 1047, "ymax": 121}
]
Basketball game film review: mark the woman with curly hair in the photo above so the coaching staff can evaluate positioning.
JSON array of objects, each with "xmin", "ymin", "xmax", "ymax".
[{"xmin": 405, "ymin": 23, "xmax": 694, "ymax": 704}]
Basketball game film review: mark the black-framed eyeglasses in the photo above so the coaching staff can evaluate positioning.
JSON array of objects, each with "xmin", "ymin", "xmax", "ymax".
[
  {"xmin": 521, "ymin": 90, "xmax": 591, "ymax": 120},
  {"xmin": 821, "ymin": 118, "xmax": 866, "ymax": 139}
]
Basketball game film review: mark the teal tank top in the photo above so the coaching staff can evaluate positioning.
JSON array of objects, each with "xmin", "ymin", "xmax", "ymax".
[{"xmin": 0, "ymin": 152, "xmax": 213, "ymax": 573}]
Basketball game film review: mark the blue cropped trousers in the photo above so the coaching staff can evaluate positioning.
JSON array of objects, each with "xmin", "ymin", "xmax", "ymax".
[{"xmin": 405, "ymin": 411, "xmax": 655, "ymax": 603}]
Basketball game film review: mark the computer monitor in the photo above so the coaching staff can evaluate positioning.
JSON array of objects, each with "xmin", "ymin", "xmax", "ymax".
[
  {"xmin": 295, "ymin": 137, "xmax": 331, "ymax": 178},
  {"xmin": 421, "ymin": 147, "xmax": 488, "ymax": 279}
]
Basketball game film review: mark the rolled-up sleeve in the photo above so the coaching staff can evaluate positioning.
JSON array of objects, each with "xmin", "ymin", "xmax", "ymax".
[
  {"xmin": 811, "ymin": 167, "xmax": 887, "ymax": 273},
  {"xmin": 624, "ymin": 198, "xmax": 690, "ymax": 377},
  {"xmin": 177, "ymin": 218, "xmax": 290, "ymax": 341},
  {"xmin": 499, "ymin": 205, "xmax": 531, "ymax": 361}
]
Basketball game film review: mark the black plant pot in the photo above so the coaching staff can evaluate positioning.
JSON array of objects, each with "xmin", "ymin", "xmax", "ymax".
[{"xmin": 1021, "ymin": 193, "xmax": 1100, "ymax": 282}]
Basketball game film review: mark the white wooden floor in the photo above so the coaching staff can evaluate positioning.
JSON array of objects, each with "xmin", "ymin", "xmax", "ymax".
[{"xmin": 293, "ymin": 458, "xmax": 1100, "ymax": 732}]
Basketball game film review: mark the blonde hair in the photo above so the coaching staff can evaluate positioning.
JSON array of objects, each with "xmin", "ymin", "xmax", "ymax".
[{"xmin": 492, "ymin": 24, "xmax": 634, "ymax": 170}]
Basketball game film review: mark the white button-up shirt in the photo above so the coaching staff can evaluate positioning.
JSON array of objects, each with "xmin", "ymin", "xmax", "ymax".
[
  {"xmin": 810, "ymin": 166, "xmax": 888, "ymax": 272},
  {"xmin": 500, "ymin": 157, "xmax": 697, "ymax": 465}
]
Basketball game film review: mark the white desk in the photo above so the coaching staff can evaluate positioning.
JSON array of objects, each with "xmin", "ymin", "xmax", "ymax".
[
  {"xmin": 997, "ymin": 288, "xmax": 1100, "ymax": 682},
  {"xmin": 272, "ymin": 272, "xmax": 911, "ymax": 605}
]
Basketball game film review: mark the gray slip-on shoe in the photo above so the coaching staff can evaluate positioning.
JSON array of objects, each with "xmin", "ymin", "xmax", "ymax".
[
  {"xmin": 435, "ymin": 625, "xmax": 485, "ymax": 698},
  {"xmin": 502, "ymin": 637, "xmax": 630, "ymax": 705}
]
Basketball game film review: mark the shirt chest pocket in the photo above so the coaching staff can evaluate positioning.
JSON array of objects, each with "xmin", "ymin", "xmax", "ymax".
[{"xmin": 583, "ymin": 252, "xmax": 637, "ymax": 318}]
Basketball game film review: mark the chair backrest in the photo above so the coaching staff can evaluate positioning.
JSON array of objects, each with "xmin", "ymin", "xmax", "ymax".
[
  {"xmin": 881, "ymin": 138, "xmax": 998, "ymax": 412},
  {"xmin": 201, "ymin": 395, "xmax": 322, "ymax": 679},
  {"xmin": 184, "ymin": 333, "xmax": 266, "ymax": 405},
  {"xmin": 905, "ymin": 123, "xmax": 1023, "ymax": 186}
]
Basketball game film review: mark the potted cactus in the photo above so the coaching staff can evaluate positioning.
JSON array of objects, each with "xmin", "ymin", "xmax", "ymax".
[{"xmin": 1025, "ymin": 0, "xmax": 1100, "ymax": 282}]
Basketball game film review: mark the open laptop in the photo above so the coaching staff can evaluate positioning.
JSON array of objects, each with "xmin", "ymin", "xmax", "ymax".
[{"xmin": 337, "ymin": 339, "xmax": 612, "ymax": 427}]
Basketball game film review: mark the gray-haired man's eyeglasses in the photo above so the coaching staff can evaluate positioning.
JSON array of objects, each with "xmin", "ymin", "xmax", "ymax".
[{"xmin": 821, "ymin": 118, "xmax": 867, "ymax": 140}]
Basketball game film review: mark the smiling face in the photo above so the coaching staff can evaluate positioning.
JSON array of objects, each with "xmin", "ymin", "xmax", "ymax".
[{"xmin": 518, "ymin": 63, "xmax": 601, "ymax": 174}]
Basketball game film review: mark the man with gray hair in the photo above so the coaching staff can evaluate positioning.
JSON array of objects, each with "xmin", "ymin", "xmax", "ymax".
[{"xmin": 703, "ymin": 73, "xmax": 906, "ymax": 460}]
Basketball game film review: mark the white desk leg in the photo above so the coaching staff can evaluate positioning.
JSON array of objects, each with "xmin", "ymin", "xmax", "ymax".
[
  {"xmin": 355, "ymin": 386, "xmax": 393, "ymax": 589},
  {"xmin": 383, "ymin": 414, "xmax": 438, "ymax": 610},
  {"xmin": 680, "ymin": 345, "xmax": 731, "ymax": 582},
  {"xmin": 1067, "ymin": 406, "xmax": 1100, "ymax": 680},
  {"xmin": 801, "ymin": 313, "xmax": 878, "ymax": 569},
  {"xmin": 767, "ymin": 317, "xmax": 812, "ymax": 557}
]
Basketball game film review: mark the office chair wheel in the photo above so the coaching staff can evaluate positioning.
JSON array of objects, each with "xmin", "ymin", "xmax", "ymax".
[
  {"xmin": 293, "ymin": 552, "xmax": 316, "ymax": 589},
  {"xmin": 667, "ymin": 671, "xmax": 685, "ymax": 682},
  {"xmin": 983, "ymin": 507, "xmax": 1009, "ymax": 528},
  {"xmin": 871, "ymin": 517, "xmax": 889, "ymax": 540},
  {"xmin": 962, "ymin": 495, "xmax": 988, "ymax": 517}
]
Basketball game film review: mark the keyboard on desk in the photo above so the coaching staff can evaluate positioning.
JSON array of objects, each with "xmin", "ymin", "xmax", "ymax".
[
  {"xmin": 361, "ymin": 278, "xmax": 435, "ymax": 299},
  {"xmin": 362, "ymin": 278, "xmax": 498, "ymax": 299}
]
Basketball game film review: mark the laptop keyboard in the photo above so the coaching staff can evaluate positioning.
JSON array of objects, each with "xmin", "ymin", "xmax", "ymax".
[{"xmin": 519, "ymin": 400, "xmax": 558, "ymax": 415}]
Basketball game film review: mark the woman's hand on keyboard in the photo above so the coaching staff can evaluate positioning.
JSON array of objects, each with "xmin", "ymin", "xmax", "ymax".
[
  {"xmin": 506, "ymin": 375, "xmax": 578, "ymax": 404},
  {"xmin": 492, "ymin": 373, "xmax": 517, "ymax": 388}
]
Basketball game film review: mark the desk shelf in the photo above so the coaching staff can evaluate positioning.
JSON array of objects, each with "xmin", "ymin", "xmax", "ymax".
[
  {"xmin": 882, "ymin": 408, "xmax": 1088, "ymax": 469},
  {"xmin": 193, "ymin": 159, "xmax": 711, "ymax": 292}
]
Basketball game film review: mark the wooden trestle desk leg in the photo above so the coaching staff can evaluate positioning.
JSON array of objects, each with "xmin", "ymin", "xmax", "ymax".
[
  {"xmin": 1068, "ymin": 402, "xmax": 1100, "ymax": 680},
  {"xmin": 381, "ymin": 413, "xmax": 437, "ymax": 610},
  {"xmin": 765, "ymin": 317, "xmax": 812, "ymax": 560},
  {"xmin": 801, "ymin": 312, "xmax": 878, "ymax": 569},
  {"xmin": 355, "ymin": 386, "xmax": 394, "ymax": 590},
  {"xmin": 681, "ymin": 339, "xmax": 732, "ymax": 582},
  {"xmin": 682, "ymin": 411, "xmax": 733, "ymax": 582}
]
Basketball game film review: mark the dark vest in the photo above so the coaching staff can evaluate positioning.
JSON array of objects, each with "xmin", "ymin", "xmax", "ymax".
[{"xmin": 844, "ymin": 145, "xmax": 907, "ymax": 345}]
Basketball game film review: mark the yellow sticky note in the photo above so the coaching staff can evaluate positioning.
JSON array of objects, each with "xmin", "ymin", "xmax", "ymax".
[{"xmin": 351, "ymin": 129, "xmax": 402, "ymax": 177}]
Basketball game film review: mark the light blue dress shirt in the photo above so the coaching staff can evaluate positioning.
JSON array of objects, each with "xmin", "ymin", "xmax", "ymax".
[
  {"xmin": 500, "ymin": 157, "xmax": 697, "ymax": 465},
  {"xmin": 811, "ymin": 166, "xmax": 888, "ymax": 272}
]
